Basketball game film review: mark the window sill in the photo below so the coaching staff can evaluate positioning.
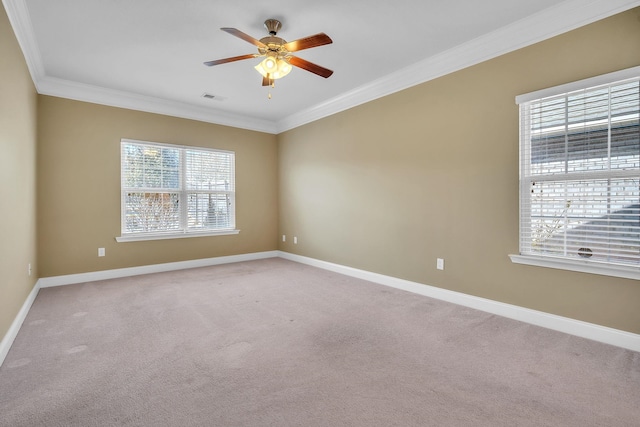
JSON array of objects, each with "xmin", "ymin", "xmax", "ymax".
[
  {"xmin": 116, "ymin": 229, "xmax": 240, "ymax": 243},
  {"xmin": 509, "ymin": 254, "xmax": 640, "ymax": 281}
]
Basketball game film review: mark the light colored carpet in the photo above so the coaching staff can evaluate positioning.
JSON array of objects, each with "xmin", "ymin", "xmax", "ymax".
[{"xmin": 0, "ymin": 258, "xmax": 638, "ymax": 426}]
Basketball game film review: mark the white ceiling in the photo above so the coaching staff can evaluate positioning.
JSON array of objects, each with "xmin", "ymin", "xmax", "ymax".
[{"xmin": 5, "ymin": 0, "xmax": 640, "ymax": 133}]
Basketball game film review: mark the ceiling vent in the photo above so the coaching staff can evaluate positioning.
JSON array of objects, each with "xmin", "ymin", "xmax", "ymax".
[{"xmin": 201, "ymin": 93, "xmax": 226, "ymax": 101}]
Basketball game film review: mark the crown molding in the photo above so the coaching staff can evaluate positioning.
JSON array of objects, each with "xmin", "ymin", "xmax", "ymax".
[
  {"xmin": 276, "ymin": 0, "xmax": 640, "ymax": 133},
  {"xmin": 37, "ymin": 76, "xmax": 278, "ymax": 134},
  {"xmin": 5, "ymin": 0, "xmax": 640, "ymax": 134},
  {"xmin": 2, "ymin": 0, "xmax": 45, "ymax": 85},
  {"xmin": 3, "ymin": 0, "xmax": 278, "ymax": 134}
]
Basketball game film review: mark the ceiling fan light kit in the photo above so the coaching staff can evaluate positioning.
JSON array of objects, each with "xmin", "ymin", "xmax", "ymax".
[
  {"xmin": 254, "ymin": 55, "xmax": 292, "ymax": 80},
  {"xmin": 204, "ymin": 18, "xmax": 333, "ymax": 95}
]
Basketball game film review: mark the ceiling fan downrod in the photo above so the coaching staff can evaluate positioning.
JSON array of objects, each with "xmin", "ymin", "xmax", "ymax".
[{"xmin": 263, "ymin": 19, "xmax": 282, "ymax": 36}]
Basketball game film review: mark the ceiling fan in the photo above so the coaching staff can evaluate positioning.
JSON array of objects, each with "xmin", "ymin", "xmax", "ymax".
[{"xmin": 204, "ymin": 19, "xmax": 333, "ymax": 87}]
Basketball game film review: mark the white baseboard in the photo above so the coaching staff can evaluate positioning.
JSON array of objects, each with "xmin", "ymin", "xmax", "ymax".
[
  {"xmin": 38, "ymin": 251, "xmax": 279, "ymax": 288},
  {"xmin": 0, "ymin": 281, "xmax": 41, "ymax": 368},
  {"xmin": 3, "ymin": 249, "xmax": 637, "ymax": 369},
  {"xmin": 278, "ymin": 251, "xmax": 640, "ymax": 353},
  {"xmin": 1, "ymin": 251, "xmax": 279, "ymax": 367}
]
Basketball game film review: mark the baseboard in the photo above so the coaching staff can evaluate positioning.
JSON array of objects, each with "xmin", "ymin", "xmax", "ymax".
[
  {"xmin": 4, "ymin": 249, "xmax": 637, "ymax": 369},
  {"xmin": 0, "ymin": 280, "xmax": 41, "ymax": 368},
  {"xmin": 1, "ymin": 251, "xmax": 280, "ymax": 367},
  {"xmin": 38, "ymin": 251, "xmax": 280, "ymax": 288},
  {"xmin": 278, "ymin": 251, "xmax": 640, "ymax": 353}
]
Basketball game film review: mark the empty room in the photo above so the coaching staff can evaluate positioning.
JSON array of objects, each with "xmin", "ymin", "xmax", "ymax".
[{"xmin": 1, "ymin": 0, "xmax": 639, "ymax": 425}]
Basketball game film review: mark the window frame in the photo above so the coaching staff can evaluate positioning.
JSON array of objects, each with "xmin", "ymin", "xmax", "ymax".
[
  {"xmin": 510, "ymin": 66, "xmax": 640, "ymax": 280},
  {"xmin": 116, "ymin": 139, "xmax": 239, "ymax": 243}
]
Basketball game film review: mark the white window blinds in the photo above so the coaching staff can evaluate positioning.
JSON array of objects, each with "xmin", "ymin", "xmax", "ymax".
[
  {"xmin": 184, "ymin": 148, "xmax": 235, "ymax": 231},
  {"xmin": 121, "ymin": 140, "xmax": 235, "ymax": 238},
  {"xmin": 517, "ymin": 70, "xmax": 639, "ymax": 269}
]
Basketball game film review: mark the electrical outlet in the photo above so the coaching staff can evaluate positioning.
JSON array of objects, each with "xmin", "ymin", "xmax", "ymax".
[
  {"xmin": 282, "ymin": 234, "xmax": 286, "ymax": 242},
  {"xmin": 437, "ymin": 258, "xmax": 445, "ymax": 270},
  {"xmin": 98, "ymin": 248, "xmax": 106, "ymax": 257},
  {"xmin": 28, "ymin": 263, "xmax": 32, "ymax": 276},
  {"xmin": 294, "ymin": 236, "xmax": 298, "ymax": 244}
]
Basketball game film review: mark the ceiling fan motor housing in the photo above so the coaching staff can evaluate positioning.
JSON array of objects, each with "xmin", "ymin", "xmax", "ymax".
[{"xmin": 258, "ymin": 36, "xmax": 288, "ymax": 57}]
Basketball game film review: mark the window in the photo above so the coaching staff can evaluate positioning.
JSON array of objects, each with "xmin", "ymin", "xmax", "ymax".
[
  {"xmin": 117, "ymin": 139, "xmax": 237, "ymax": 242},
  {"xmin": 512, "ymin": 67, "xmax": 640, "ymax": 279}
]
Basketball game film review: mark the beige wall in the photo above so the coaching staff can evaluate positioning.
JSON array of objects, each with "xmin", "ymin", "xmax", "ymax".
[
  {"xmin": 0, "ymin": 5, "xmax": 38, "ymax": 340},
  {"xmin": 278, "ymin": 8, "xmax": 640, "ymax": 333},
  {"xmin": 37, "ymin": 97, "xmax": 278, "ymax": 277}
]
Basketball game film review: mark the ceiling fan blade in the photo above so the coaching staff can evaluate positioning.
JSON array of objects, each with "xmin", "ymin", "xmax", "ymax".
[
  {"xmin": 221, "ymin": 28, "xmax": 266, "ymax": 48},
  {"xmin": 203, "ymin": 54, "xmax": 256, "ymax": 67},
  {"xmin": 283, "ymin": 33, "xmax": 332, "ymax": 52},
  {"xmin": 288, "ymin": 56, "xmax": 334, "ymax": 78}
]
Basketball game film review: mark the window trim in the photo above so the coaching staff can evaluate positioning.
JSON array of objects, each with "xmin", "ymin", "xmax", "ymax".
[
  {"xmin": 115, "ymin": 228, "xmax": 240, "ymax": 243},
  {"xmin": 508, "ymin": 254, "xmax": 640, "ymax": 280},
  {"xmin": 515, "ymin": 66, "xmax": 640, "ymax": 104},
  {"xmin": 512, "ymin": 66, "xmax": 640, "ymax": 279},
  {"xmin": 117, "ymin": 139, "xmax": 239, "ymax": 242}
]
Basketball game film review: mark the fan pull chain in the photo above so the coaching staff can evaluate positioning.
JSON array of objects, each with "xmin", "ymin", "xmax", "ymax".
[{"xmin": 268, "ymin": 80, "xmax": 275, "ymax": 99}]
